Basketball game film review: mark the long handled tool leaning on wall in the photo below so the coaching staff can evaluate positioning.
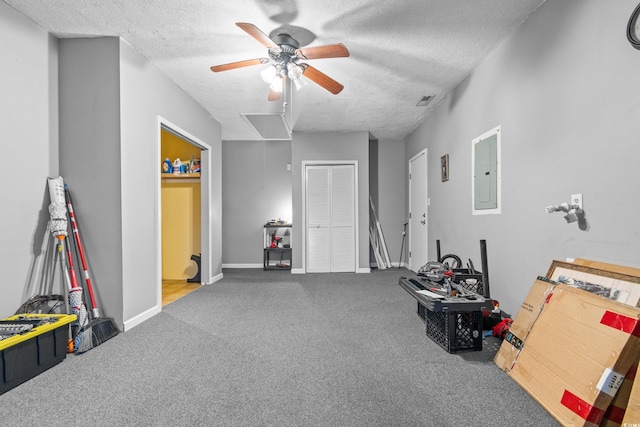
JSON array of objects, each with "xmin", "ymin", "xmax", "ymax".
[
  {"xmin": 48, "ymin": 177, "xmax": 89, "ymax": 350},
  {"xmin": 398, "ymin": 222, "xmax": 407, "ymax": 269},
  {"xmin": 16, "ymin": 179, "xmax": 75, "ymax": 315},
  {"xmin": 65, "ymin": 184, "xmax": 119, "ymax": 353}
]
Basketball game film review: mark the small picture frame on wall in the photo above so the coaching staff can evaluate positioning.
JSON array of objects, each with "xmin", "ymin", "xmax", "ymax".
[{"xmin": 441, "ymin": 154, "xmax": 449, "ymax": 182}]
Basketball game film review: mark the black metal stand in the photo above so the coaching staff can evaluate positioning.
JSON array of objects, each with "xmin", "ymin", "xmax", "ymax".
[{"xmin": 188, "ymin": 254, "xmax": 201, "ymax": 283}]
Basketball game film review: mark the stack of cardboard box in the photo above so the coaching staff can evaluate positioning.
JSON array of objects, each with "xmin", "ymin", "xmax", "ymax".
[{"xmin": 494, "ymin": 259, "xmax": 640, "ymax": 426}]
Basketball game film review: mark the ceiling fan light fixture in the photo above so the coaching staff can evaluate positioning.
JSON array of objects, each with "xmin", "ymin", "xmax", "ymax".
[
  {"xmin": 287, "ymin": 62, "xmax": 303, "ymax": 79},
  {"xmin": 292, "ymin": 75, "xmax": 307, "ymax": 91},
  {"xmin": 210, "ymin": 23, "xmax": 349, "ymax": 100},
  {"xmin": 260, "ymin": 65, "xmax": 278, "ymax": 83},
  {"xmin": 286, "ymin": 62, "xmax": 307, "ymax": 90},
  {"xmin": 270, "ymin": 75, "xmax": 284, "ymax": 93}
]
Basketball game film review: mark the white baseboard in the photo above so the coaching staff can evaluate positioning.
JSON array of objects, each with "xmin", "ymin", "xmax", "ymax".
[
  {"xmin": 124, "ymin": 273, "xmax": 222, "ymax": 332},
  {"xmin": 123, "ymin": 305, "xmax": 161, "ymax": 332},
  {"xmin": 204, "ymin": 272, "xmax": 224, "ymax": 284},
  {"xmin": 222, "ymin": 263, "xmax": 263, "ymax": 269},
  {"xmin": 369, "ymin": 262, "xmax": 402, "ymax": 269},
  {"xmin": 292, "ymin": 267, "xmax": 370, "ymax": 274}
]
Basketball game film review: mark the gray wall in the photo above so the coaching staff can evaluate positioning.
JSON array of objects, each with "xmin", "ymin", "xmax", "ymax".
[
  {"xmin": 118, "ymin": 38, "xmax": 222, "ymax": 325},
  {"xmin": 406, "ymin": 0, "xmax": 640, "ymax": 315},
  {"xmin": 291, "ymin": 131, "xmax": 370, "ymax": 272},
  {"xmin": 220, "ymin": 136, "xmax": 405, "ymax": 272},
  {"xmin": 222, "ymin": 140, "xmax": 292, "ymax": 266},
  {"xmin": 0, "ymin": 2, "xmax": 59, "ymax": 318},
  {"xmin": 376, "ymin": 139, "xmax": 406, "ymax": 266},
  {"xmin": 368, "ymin": 138, "xmax": 378, "ymax": 267},
  {"xmin": 59, "ymin": 37, "xmax": 123, "ymax": 325},
  {"xmin": 0, "ymin": 4, "xmax": 223, "ymax": 325},
  {"xmin": 57, "ymin": 37, "xmax": 222, "ymax": 330}
]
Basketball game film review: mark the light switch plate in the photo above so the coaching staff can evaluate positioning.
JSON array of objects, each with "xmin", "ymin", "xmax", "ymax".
[{"xmin": 571, "ymin": 193, "xmax": 583, "ymax": 210}]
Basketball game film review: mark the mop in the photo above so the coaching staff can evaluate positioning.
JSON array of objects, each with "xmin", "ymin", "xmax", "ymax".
[{"xmin": 37, "ymin": 177, "xmax": 89, "ymax": 351}]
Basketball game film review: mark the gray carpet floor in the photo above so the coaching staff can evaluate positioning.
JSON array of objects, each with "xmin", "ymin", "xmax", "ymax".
[{"xmin": 0, "ymin": 268, "xmax": 559, "ymax": 426}]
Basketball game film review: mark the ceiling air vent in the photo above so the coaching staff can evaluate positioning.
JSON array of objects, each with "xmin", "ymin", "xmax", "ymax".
[
  {"xmin": 241, "ymin": 113, "xmax": 291, "ymax": 140},
  {"xmin": 416, "ymin": 96, "xmax": 434, "ymax": 107}
]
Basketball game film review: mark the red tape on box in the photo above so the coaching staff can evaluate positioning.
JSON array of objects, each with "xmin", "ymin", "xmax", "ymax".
[
  {"xmin": 603, "ymin": 404, "xmax": 626, "ymax": 424},
  {"xmin": 600, "ymin": 311, "xmax": 640, "ymax": 337},
  {"xmin": 561, "ymin": 390, "xmax": 605, "ymax": 424}
]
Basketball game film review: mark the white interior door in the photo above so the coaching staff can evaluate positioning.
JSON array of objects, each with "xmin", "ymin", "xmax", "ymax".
[
  {"xmin": 409, "ymin": 150, "xmax": 428, "ymax": 272},
  {"xmin": 305, "ymin": 164, "xmax": 355, "ymax": 273},
  {"xmin": 330, "ymin": 165, "xmax": 355, "ymax": 272},
  {"xmin": 306, "ymin": 166, "xmax": 331, "ymax": 272}
]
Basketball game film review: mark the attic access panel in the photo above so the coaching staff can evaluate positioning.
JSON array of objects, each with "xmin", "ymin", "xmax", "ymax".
[{"xmin": 241, "ymin": 113, "xmax": 291, "ymax": 141}]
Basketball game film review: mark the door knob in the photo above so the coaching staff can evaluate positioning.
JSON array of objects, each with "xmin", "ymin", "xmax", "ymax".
[{"xmin": 420, "ymin": 220, "xmax": 426, "ymax": 225}]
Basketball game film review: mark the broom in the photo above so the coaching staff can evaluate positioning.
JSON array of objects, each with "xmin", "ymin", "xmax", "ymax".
[{"xmin": 65, "ymin": 184, "xmax": 119, "ymax": 353}]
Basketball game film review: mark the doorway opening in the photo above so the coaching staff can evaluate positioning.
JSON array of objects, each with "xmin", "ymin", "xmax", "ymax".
[{"xmin": 157, "ymin": 118, "xmax": 211, "ymax": 307}]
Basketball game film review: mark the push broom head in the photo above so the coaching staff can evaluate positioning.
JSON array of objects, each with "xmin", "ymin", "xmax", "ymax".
[{"xmin": 76, "ymin": 317, "xmax": 120, "ymax": 354}]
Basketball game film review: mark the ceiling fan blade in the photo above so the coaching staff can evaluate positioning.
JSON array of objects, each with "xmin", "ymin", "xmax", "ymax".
[
  {"xmin": 210, "ymin": 58, "xmax": 268, "ymax": 73},
  {"xmin": 236, "ymin": 22, "xmax": 281, "ymax": 52},
  {"xmin": 268, "ymin": 87, "xmax": 282, "ymax": 102},
  {"xmin": 300, "ymin": 64, "xmax": 344, "ymax": 95},
  {"xmin": 295, "ymin": 43, "xmax": 350, "ymax": 60}
]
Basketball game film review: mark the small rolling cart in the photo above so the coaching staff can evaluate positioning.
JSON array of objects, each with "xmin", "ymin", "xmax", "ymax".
[{"xmin": 263, "ymin": 223, "xmax": 292, "ymax": 270}]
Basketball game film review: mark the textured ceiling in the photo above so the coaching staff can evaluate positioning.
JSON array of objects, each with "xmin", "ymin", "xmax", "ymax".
[{"xmin": 4, "ymin": 0, "xmax": 546, "ymax": 141}]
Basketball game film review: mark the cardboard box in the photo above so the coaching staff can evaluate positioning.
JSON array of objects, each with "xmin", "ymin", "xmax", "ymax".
[
  {"xmin": 623, "ymin": 366, "xmax": 640, "ymax": 424},
  {"xmin": 494, "ymin": 278, "xmax": 640, "ymax": 426},
  {"xmin": 601, "ymin": 356, "xmax": 637, "ymax": 426},
  {"xmin": 493, "ymin": 278, "xmax": 555, "ymax": 371},
  {"xmin": 571, "ymin": 259, "xmax": 640, "ymax": 425}
]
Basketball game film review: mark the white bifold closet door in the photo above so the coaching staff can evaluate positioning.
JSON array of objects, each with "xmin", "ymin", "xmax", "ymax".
[{"xmin": 305, "ymin": 164, "xmax": 355, "ymax": 273}]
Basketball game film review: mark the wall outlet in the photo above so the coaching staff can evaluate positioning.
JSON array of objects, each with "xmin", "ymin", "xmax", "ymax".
[{"xmin": 570, "ymin": 193, "xmax": 583, "ymax": 210}]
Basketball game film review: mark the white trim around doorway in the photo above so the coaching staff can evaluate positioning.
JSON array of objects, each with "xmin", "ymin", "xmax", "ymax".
[
  {"xmin": 301, "ymin": 160, "xmax": 360, "ymax": 274},
  {"xmin": 155, "ymin": 116, "xmax": 214, "ymax": 309}
]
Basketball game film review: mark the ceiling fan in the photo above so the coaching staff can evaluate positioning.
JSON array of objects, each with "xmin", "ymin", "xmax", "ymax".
[{"xmin": 210, "ymin": 22, "xmax": 350, "ymax": 101}]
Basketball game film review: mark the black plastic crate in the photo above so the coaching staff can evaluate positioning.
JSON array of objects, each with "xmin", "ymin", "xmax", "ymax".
[
  {"xmin": 451, "ymin": 269, "xmax": 484, "ymax": 296},
  {"xmin": 417, "ymin": 301, "xmax": 426, "ymax": 321},
  {"xmin": 1, "ymin": 314, "xmax": 75, "ymax": 395},
  {"xmin": 425, "ymin": 309, "xmax": 483, "ymax": 353}
]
